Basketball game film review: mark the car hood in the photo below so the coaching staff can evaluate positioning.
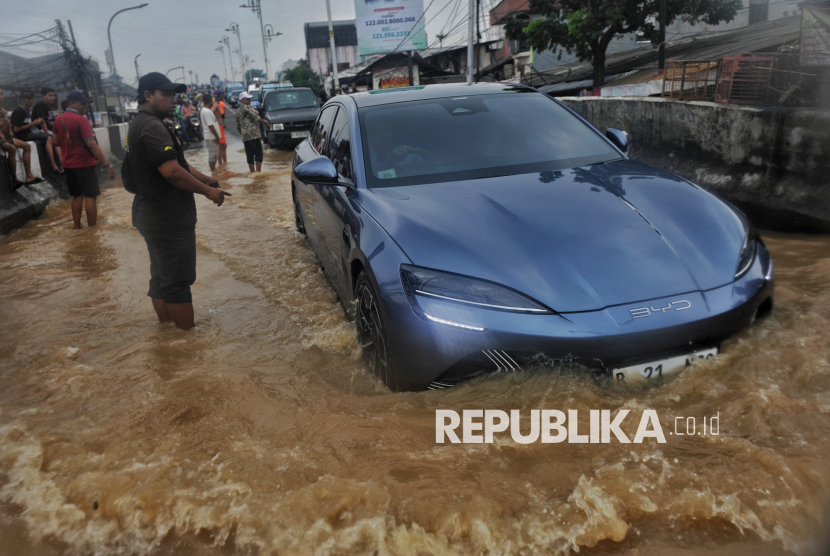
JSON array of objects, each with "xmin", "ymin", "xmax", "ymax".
[
  {"xmin": 266, "ymin": 107, "xmax": 319, "ymax": 123},
  {"xmin": 357, "ymin": 160, "xmax": 747, "ymax": 313}
]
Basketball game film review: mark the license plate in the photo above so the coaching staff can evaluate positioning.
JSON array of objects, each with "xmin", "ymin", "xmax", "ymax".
[
  {"xmin": 611, "ymin": 347, "xmax": 719, "ymax": 384},
  {"xmin": 290, "ymin": 131, "xmax": 309, "ymax": 138}
]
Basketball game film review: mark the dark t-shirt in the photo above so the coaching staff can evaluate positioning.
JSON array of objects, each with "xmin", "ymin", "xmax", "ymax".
[
  {"xmin": 127, "ymin": 110, "xmax": 197, "ymax": 231},
  {"xmin": 10, "ymin": 107, "xmax": 32, "ymax": 138},
  {"xmin": 32, "ymin": 101, "xmax": 56, "ymax": 131}
]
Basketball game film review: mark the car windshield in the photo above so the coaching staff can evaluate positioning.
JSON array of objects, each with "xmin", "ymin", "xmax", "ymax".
[
  {"xmin": 359, "ymin": 92, "xmax": 621, "ymax": 188},
  {"xmin": 265, "ymin": 90, "xmax": 318, "ymax": 111}
]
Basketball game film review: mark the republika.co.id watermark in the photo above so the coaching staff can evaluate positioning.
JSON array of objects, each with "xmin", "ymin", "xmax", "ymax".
[{"xmin": 435, "ymin": 409, "xmax": 720, "ymax": 444}]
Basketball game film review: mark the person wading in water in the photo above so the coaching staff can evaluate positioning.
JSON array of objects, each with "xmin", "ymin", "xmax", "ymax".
[{"xmin": 124, "ymin": 72, "xmax": 232, "ymax": 330}]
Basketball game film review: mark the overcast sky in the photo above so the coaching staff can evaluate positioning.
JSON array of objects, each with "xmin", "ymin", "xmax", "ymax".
[{"xmin": 3, "ymin": 0, "xmax": 491, "ymax": 86}]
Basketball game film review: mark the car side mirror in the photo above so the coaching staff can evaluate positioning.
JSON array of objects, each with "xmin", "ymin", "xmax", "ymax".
[
  {"xmin": 606, "ymin": 128, "xmax": 631, "ymax": 155},
  {"xmin": 295, "ymin": 156, "xmax": 353, "ymax": 188}
]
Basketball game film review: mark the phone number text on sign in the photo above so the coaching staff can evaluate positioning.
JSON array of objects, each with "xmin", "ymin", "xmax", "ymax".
[{"xmin": 355, "ymin": 0, "xmax": 427, "ymax": 56}]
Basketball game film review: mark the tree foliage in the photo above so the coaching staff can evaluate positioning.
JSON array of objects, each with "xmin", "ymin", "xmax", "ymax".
[
  {"xmin": 505, "ymin": 0, "xmax": 741, "ymax": 89},
  {"xmin": 282, "ymin": 59, "xmax": 322, "ymax": 95},
  {"xmin": 245, "ymin": 68, "xmax": 266, "ymax": 82}
]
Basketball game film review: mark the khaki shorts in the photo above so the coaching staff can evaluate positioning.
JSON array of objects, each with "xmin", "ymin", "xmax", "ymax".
[{"xmin": 206, "ymin": 139, "xmax": 219, "ymax": 164}]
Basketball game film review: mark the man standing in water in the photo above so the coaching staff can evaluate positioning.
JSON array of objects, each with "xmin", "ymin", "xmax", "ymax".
[
  {"xmin": 235, "ymin": 92, "xmax": 268, "ymax": 173},
  {"xmin": 52, "ymin": 91, "xmax": 115, "ymax": 229},
  {"xmin": 200, "ymin": 94, "xmax": 221, "ymax": 171},
  {"xmin": 126, "ymin": 72, "xmax": 231, "ymax": 330}
]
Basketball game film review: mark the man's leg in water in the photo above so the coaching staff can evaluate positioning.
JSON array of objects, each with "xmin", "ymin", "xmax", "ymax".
[
  {"xmin": 85, "ymin": 196, "xmax": 97, "ymax": 226},
  {"xmin": 71, "ymin": 196, "xmax": 84, "ymax": 229},
  {"xmin": 166, "ymin": 303, "xmax": 194, "ymax": 330},
  {"xmin": 151, "ymin": 298, "xmax": 172, "ymax": 322}
]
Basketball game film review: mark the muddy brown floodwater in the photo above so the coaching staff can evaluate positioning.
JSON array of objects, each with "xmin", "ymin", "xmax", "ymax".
[{"xmin": 1, "ymin": 135, "xmax": 830, "ymax": 556}]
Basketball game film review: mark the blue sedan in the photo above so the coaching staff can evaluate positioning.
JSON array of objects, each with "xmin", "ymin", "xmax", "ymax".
[{"xmin": 291, "ymin": 83, "xmax": 774, "ymax": 391}]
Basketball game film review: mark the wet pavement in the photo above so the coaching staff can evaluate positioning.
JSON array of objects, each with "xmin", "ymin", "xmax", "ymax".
[{"xmin": 1, "ymin": 129, "xmax": 829, "ymax": 556}]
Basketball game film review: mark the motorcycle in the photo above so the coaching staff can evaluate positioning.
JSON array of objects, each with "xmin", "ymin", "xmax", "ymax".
[
  {"xmin": 172, "ymin": 117, "xmax": 189, "ymax": 146},
  {"xmin": 186, "ymin": 113, "xmax": 203, "ymax": 141}
]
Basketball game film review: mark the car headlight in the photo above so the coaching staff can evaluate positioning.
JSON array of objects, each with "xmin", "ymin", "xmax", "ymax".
[
  {"xmin": 400, "ymin": 264, "xmax": 552, "ymax": 315},
  {"xmin": 271, "ymin": 123, "xmax": 284, "ymax": 131},
  {"xmin": 735, "ymin": 227, "xmax": 758, "ymax": 279}
]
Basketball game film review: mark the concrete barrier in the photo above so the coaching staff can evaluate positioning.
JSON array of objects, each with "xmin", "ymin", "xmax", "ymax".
[
  {"xmin": 1, "ymin": 121, "xmax": 131, "ymax": 235},
  {"xmin": 559, "ymin": 97, "xmax": 830, "ymax": 232}
]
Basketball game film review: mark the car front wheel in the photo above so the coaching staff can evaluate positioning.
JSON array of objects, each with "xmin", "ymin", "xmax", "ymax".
[
  {"xmin": 293, "ymin": 188, "xmax": 307, "ymax": 238},
  {"xmin": 355, "ymin": 271, "xmax": 396, "ymax": 391}
]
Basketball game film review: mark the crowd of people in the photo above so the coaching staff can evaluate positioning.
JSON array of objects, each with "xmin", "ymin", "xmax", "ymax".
[{"xmin": 0, "ymin": 87, "xmax": 67, "ymax": 188}]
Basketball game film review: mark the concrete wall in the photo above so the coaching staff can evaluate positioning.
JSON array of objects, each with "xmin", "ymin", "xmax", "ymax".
[
  {"xmin": 560, "ymin": 97, "xmax": 830, "ymax": 232},
  {"xmin": 1, "ymin": 122, "xmax": 129, "ymax": 235}
]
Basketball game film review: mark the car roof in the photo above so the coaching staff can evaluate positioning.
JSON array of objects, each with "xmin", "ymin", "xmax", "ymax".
[
  {"xmin": 263, "ymin": 87, "xmax": 314, "ymax": 96},
  {"xmin": 349, "ymin": 82, "xmax": 536, "ymax": 108}
]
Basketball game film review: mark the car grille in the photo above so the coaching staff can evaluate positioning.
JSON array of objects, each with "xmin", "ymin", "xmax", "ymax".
[{"xmin": 427, "ymin": 350, "xmax": 593, "ymax": 390}]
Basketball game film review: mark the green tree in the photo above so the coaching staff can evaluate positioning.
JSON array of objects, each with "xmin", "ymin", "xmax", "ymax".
[
  {"xmin": 505, "ymin": 0, "xmax": 741, "ymax": 89},
  {"xmin": 282, "ymin": 59, "xmax": 322, "ymax": 95},
  {"xmin": 245, "ymin": 68, "xmax": 266, "ymax": 82}
]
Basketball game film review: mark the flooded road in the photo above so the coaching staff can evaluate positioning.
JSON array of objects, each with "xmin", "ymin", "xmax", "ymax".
[{"xmin": 1, "ymin": 133, "xmax": 829, "ymax": 556}]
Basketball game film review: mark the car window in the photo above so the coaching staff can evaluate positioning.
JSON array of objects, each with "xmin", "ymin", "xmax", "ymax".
[
  {"xmin": 329, "ymin": 108, "xmax": 353, "ymax": 181},
  {"xmin": 312, "ymin": 105, "xmax": 338, "ymax": 156},
  {"xmin": 359, "ymin": 92, "xmax": 621, "ymax": 188},
  {"xmin": 265, "ymin": 90, "xmax": 318, "ymax": 111}
]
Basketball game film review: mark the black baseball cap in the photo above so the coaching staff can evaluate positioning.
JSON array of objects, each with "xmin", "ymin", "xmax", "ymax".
[{"xmin": 137, "ymin": 72, "xmax": 187, "ymax": 99}]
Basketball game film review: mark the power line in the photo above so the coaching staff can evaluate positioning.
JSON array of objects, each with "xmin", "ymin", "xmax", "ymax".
[{"xmin": 389, "ymin": 0, "xmax": 439, "ymax": 55}]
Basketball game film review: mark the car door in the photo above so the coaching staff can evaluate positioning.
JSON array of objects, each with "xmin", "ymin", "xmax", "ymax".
[
  {"xmin": 313, "ymin": 105, "xmax": 354, "ymax": 300},
  {"xmin": 295, "ymin": 105, "xmax": 338, "ymax": 260}
]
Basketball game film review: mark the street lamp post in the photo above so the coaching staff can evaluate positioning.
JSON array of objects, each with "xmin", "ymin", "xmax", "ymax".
[
  {"xmin": 263, "ymin": 24, "xmax": 282, "ymax": 80},
  {"xmin": 134, "ymin": 54, "xmax": 141, "ymax": 84},
  {"xmin": 325, "ymin": 0, "xmax": 340, "ymax": 92},
  {"xmin": 221, "ymin": 37, "xmax": 236, "ymax": 82},
  {"xmin": 107, "ymin": 3, "xmax": 149, "ymax": 81},
  {"xmin": 239, "ymin": 0, "xmax": 282, "ymax": 79},
  {"xmin": 166, "ymin": 65, "xmax": 184, "ymax": 83},
  {"xmin": 226, "ymin": 23, "xmax": 247, "ymax": 87},
  {"xmin": 216, "ymin": 45, "xmax": 229, "ymax": 81}
]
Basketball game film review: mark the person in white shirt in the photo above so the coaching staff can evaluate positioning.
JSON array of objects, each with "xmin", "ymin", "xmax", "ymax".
[{"xmin": 200, "ymin": 94, "xmax": 221, "ymax": 170}]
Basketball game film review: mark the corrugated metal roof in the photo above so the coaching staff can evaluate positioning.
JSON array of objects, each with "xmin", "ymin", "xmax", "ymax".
[{"xmin": 531, "ymin": 15, "xmax": 802, "ymax": 91}]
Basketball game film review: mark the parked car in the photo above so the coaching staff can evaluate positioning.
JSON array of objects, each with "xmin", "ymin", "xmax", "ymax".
[
  {"xmin": 227, "ymin": 84, "xmax": 245, "ymax": 108},
  {"xmin": 291, "ymin": 83, "xmax": 774, "ymax": 392},
  {"xmin": 261, "ymin": 87, "xmax": 320, "ymax": 149}
]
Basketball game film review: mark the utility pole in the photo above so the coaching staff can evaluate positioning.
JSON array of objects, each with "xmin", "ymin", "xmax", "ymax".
[
  {"xmin": 217, "ymin": 45, "xmax": 228, "ymax": 81},
  {"xmin": 407, "ymin": 51, "xmax": 414, "ymax": 86},
  {"xmin": 64, "ymin": 20, "xmax": 95, "ymax": 121},
  {"xmin": 240, "ymin": 0, "xmax": 271, "ymax": 81},
  {"xmin": 263, "ymin": 24, "xmax": 282, "ymax": 81},
  {"xmin": 325, "ymin": 0, "xmax": 340, "ymax": 93},
  {"xmin": 134, "ymin": 54, "xmax": 141, "ymax": 83},
  {"xmin": 466, "ymin": 0, "xmax": 475, "ymax": 84},
  {"xmin": 222, "ymin": 37, "xmax": 236, "ymax": 82},
  {"xmin": 226, "ymin": 23, "xmax": 247, "ymax": 86},
  {"xmin": 475, "ymin": 0, "xmax": 481, "ymax": 81},
  {"xmin": 658, "ymin": 0, "xmax": 666, "ymax": 71}
]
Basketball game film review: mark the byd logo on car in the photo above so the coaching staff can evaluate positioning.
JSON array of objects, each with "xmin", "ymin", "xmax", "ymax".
[{"xmin": 629, "ymin": 299, "xmax": 691, "ymax": 319}]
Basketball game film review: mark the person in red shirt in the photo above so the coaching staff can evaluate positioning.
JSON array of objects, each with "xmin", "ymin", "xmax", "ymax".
[
  {"xmin": 212, "ymin": 93, "xmax": 227, "ymax": 165},
  {"xmin": 53, "ymin": 91, "xmax": 115, "ymax": 228}
]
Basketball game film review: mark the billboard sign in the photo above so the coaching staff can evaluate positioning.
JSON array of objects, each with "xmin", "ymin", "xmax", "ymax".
[
  {"xmin": 355, "ymin": 0, "xmax": 427, "ymax": 56},
  {"xmin": 372, "ymin": 65, "xmax": 420, "ymax": 89},
  {"xmin": 801, "ymin": 5, "xmax": 830, "ymax": 66}
]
